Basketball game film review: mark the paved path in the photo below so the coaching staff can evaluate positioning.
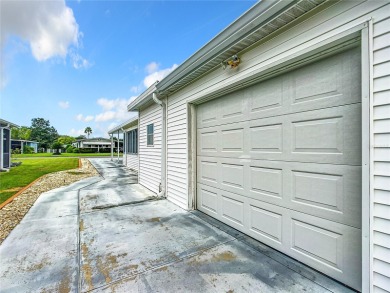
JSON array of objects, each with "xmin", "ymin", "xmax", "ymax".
[{"xmin": 0, "ymin": 159, "xmax": 353, "ymax": 293}]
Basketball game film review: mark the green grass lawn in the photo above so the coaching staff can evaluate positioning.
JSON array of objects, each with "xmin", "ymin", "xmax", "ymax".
[
  {"xmin": 0, "ymin": 158, "xmax": 79, "ymax": 205},
  {"xmin": 12, "ymin": 152, "xmax": 122, "ymax": 158}
]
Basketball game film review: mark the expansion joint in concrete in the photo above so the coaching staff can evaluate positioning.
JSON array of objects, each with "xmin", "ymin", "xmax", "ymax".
[{"xmin": 91, "ymin": 196, "xmax": 165, "ymax": 211}]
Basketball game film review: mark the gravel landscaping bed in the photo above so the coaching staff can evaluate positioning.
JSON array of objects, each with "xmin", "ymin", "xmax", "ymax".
[{"xmin": 0, "ymin": 159, "xmax": 99, "ymax": 245}]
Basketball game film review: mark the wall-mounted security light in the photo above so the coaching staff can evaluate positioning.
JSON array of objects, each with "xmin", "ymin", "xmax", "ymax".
[{"xmin": 221, "ymin": 55, "xmax": 241, "ymax": 70}]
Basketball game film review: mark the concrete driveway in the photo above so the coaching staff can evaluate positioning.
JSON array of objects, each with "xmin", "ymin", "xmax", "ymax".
[{"xmin": 0, "ymin": 159, "xmax": 354, "ymax": 293}]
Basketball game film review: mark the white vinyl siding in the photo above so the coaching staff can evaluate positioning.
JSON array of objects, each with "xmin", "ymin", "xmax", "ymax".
[
  {"xmin": 162, "ymin": 1, "xmax": 390, "ymax": 291},
  {"xmin": 167, "ymin": 100, "xmax": 188, "ymax": 208},
  {"xmin": 139, "ymin": 103, "xmax": 162, "ymax": 194},
  {"xmin": 372, "ymin": 13, "xmax": 390, "ymax": 293},
  {"xmin": 126, "ymin": 154, "xmax": 138, "ymax": 172}
]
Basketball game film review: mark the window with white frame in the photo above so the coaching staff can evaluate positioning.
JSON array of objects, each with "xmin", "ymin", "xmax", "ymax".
[
  {"xmin": 127, "ymin": 129, "xmax": 138, "ymax": 154},
  {"xmin": 147, "ymin": 124, "xmax": 154, "ymax": 146}
]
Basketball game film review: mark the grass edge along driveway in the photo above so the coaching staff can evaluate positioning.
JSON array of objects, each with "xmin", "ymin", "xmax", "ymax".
[{"xmin": 0, "ymin": 158, "xmax": 79, "ymax": 205}]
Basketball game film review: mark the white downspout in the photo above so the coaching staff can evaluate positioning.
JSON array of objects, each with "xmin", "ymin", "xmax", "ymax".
[
  {"xmin": 153, "ymin": 92, "xmax": 166, "ymax": 198},
  {"xmin": 117, "ymin": 130, "xmax": 120, "ymax": 162},
  {"xmin": 110, "ymin": 134, "xmax": 114, "ymax": 161}
]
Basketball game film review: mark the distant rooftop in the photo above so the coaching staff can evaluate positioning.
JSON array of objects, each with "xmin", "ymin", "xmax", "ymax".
[{"xmin": 0, "ymin": 118, "xmax": 19, "ymax": 128}]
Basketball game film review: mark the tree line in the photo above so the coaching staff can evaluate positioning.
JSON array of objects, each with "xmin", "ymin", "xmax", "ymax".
[{"xmin": 11, "ymin": 118, "xmax": 93, "ymax": 152}]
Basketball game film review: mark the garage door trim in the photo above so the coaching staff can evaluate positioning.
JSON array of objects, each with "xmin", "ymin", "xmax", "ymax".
[{"xmin": 187, "ymin": 23, "xmax": 371, "ymax": 292}]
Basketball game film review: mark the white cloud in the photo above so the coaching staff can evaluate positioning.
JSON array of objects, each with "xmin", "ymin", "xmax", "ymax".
[
  {"xmin": 0, "ymin": 75, "xmax": 8, "ymax": 90},
  {"xmin": 130, "ymin": 85, "xmax": 142, "ymax": 94},
  {"xmin": 70, "ymin": 51, "xmax": 92, "ymax": 69},
  {"xmin": 84, "ymin": 115, "xmax": 94, "ymax": 122},
  {"xmin": 58, "ymin": 101, "xmax": 69, "ymax": 109},
  {"xmin": 145, "ymin": 62, "xmax": 159, "ymax": 74},
  {"xmin": 95, "ymin": 111, "xmax": 116, "ymax": 122},
  {"xmin": 76, "ymin": 113, "xmax": 94, "ymax": 122},
  {"xmin": 143, "ymin": 63, "xmax": 178, "ymax": 88},
  {"xmin": 1, "ymin": 0, "xmax": 80, "ymax": 61},
  {"xmin": 95, "ymin": 97, "xmax": 136, "ymax": 122},
  {"xmin": 68, "ymin": 128, "xmax": 85, "ymax": 136}
]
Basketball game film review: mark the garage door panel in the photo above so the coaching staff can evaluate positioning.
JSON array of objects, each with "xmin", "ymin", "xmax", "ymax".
[
  {"xmin": 221, "ymin": 128, "xmax": 244, "ymax": 152},
  {"xmin": 247, "ymin": 75, "xmax": 284, "ymax": 115},
  {"xmin": 291, "ymin": 171, "xmax": 343, "ymax": 213},
  {"xmin": 197, "ymin": 156, "xmax": 361, "ymax": 227},
  {"xmin": 250, "ymin": 123, "xmax": 283, "ymax": 154},
  {"xmin": 287, "ymin": 103, "xmax": 361, "ymax": 165},
  {"xmin": 198, "ymin": 159, "xmax": 218, "ymax": 184},
  {"xmin": 288, "ymin": 211, "xmax": 362, "ymax": 289},
  {"xmin": 197, "ymin": 47, "xmax": 361, "ymax": 130},
  {"xmin": 221, "ymin": 194, "xmax": 245, "ymax": 227},
  {"xmin": 198, "ymin": 130, "xmax": 218, "ymax": 153},
  {"xmin": 286, "ymin": 49, "xmax": 360, "ymax": 111},
  {"xmin": 249, "ymin": 204, "xmax": 283, "ymax": 245},
  {"xmin": 250, "ymin": 166, "xmax": 283, "ymax": 199},
  {"xmin": 221, "ymin": 163, "xmax": 245, "ymax": 190},
  {"xmin": 197, "ymin": 98, "xmax": 219, "ymax": 129},
  {"xmin": 291, "ymin": 219, "xmax": 343, "ymax": 270},
  {"xmin": 199, "ymin": 104, "xmax": 361, "ymax": 165},
  {"xmin": 220, "ymin": 93, "xmax": 247, "ymax": 121},
  {"xmin": 197, "ymin": 185, "xmax": 218, "ymax": 215}
]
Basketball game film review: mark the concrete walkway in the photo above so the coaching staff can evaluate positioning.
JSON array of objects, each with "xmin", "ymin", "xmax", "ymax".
[{"xmin": 0, "ymin": 159, "xmax": 354, "ymax": 293}]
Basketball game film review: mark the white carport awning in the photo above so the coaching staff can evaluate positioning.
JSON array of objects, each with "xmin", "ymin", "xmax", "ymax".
[{"xmin": 108, "ymin": 116, "xmax": 138, "ymax": 135}]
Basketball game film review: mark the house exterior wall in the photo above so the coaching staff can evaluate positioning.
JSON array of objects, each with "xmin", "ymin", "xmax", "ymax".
[
  {"xmin": 126, "ymin": 154, "xmax": 138, "ymax": 172},
  {"xmin": 139, "ymin": 103, "xmax": 162, "ymax": 194},
  {"xmin": 161, "ymin": 1, "xmax": 390, "ymax": 291}
]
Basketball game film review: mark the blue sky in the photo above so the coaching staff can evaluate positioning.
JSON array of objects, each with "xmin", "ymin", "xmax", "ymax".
[{"xmin": 1, "ymin": 0, "xmax": 256, "ymax": 138}]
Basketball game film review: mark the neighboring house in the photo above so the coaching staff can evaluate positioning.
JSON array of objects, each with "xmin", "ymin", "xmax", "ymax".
[
  {"xmin": 127, "ymin": 1, "xmax": 390, "ymax": 292},
  {"xmin": 108, "ymin": 116, "xmax": 139, "ymax": 172},
  {"xmin": 0, "ymin": 118, "xmax": 19, "ymax": 171},
  {"xmin": 11, "ymin": 139, "xmax": 38, "ymax": 153},
  {"xmin": 72, "ymin": 137, "xmax": 119, "ymax": 152}
]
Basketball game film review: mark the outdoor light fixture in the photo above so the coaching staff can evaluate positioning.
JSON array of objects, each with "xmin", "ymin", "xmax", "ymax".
[{"xmin": 221, "ymin": 55, "xmax": 241, "ymax": 70}]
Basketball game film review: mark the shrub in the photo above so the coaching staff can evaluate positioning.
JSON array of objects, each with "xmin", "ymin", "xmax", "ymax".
[
  {"xmin": 98, "ymin": 148, "xmax": 111, "ymax": 153},
  {"xmin": 79, "ymin": 148, "xmax": 96, "ymax": 153},
  {"xmin": 73, "ymin": 148, "xmax": 80, "ymax": 153},
  {"xmin": 12, "ymin": 148, "xmax": 21, "ymax": 155},
  {"xmin": 23, "ymin": 145, "xmax": 35, "ymax": 154}
]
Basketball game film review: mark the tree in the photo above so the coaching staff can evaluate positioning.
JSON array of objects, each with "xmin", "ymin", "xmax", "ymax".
[
  {"xmin": 57, "ymin": 135, "xmax": 76, "ymax": 146},
  {"xmin": 84, "ymin": 127, "xmax": 92, "ymax": 138},
  {"xmin": 30, "ymin": 118, "xmax": 59, "ymax": 149},
  {"xmin": 51, "ymin": 141, "xmax": 63, "ymax": 155},
  {"xmin": 75, "ymin": 135, "xmax": 86, "ymax": 140},
  {"xmin": 11, "ymin": 126, "xmax": 31, "ymax": 140}
]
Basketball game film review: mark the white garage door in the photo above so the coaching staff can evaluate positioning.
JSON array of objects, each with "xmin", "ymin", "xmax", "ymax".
[{"xmin": 197, "ymin": 47, "xmax": 362, "ymax": 291}]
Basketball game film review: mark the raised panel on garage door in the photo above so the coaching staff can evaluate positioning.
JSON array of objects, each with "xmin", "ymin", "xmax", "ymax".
[{"xmin": 196, "ymin": 47, "xmax": 362, "ymax": 291}]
